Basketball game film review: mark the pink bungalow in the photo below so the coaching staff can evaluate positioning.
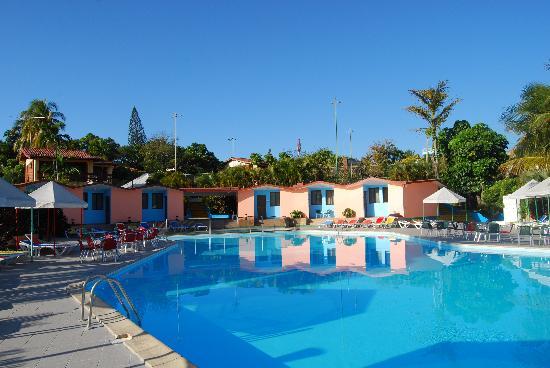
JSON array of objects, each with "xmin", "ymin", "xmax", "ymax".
[
  {"xmin": 62, "ymin": 184, "xmax": 183, "ymax": 225},
  {"xmin": 237, "ymin": 178, "xmax": 440, "ymax": 220}
]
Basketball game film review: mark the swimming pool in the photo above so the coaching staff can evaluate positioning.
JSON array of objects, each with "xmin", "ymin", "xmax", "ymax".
[{"xmin": 98, "ymin": 233, "xmax": 550, "ymax": 367}]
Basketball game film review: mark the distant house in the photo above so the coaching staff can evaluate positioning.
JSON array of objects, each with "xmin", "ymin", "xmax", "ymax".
[
  {"xmin": 19, "ymin": 147, "xmax": 114, "ymax": 184},
  {"xmin": 227, "ymin": 157, "xmax": 255, "ymax": 168}
]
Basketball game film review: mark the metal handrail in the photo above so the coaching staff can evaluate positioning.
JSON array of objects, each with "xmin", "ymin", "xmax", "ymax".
[{"xmin": 81, "ymin": 275, "xmax": 141, "ymax": 329}]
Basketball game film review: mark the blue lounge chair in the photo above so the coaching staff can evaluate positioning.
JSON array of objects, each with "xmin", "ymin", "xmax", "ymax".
[{"xmin": 194, "ymin": 223, "xmax": 208, "ymax": 231}]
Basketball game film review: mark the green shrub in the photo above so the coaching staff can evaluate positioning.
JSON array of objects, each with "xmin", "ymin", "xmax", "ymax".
[
  {"xmin": 290, "ymin": 210, "xmax": 305, "ymax": 219},
  {"xmin": 342, "ymin": 208, "xmax": 356, "ymax": 218}
]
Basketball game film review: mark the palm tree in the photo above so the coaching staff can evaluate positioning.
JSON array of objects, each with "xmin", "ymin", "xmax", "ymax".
[
  {"xmin": 15, "ymin": 99, "xmax": 66, "ymax": 151},
  {"xmin": 501, "ymin": 83, "xmax": 550, "ymax": 175},
  {"xmin": 406, "ymin": 80, "xmax": 461, "ymax": 179}
]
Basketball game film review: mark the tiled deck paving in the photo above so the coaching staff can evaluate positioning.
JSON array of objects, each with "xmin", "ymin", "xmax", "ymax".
[
  {"xmin": 1, "ymin": 228, "xmax": 549, "ymax": 368},
  {"xmin": 0, "ymin": 249, "xmax": 157, "ymax": 368}
]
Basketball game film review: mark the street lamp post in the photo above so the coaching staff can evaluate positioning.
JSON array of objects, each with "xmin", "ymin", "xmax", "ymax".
[
  {"xmin": 227, "ymin": 137, "xmax": 236, "ymax": 157},
  {"xmin": 331, "ymin": 98, "xmax": 341, "ymax": 175},
  {"xmin": 349, "ymin": 129, "xmax": 354, "ymax": 179},
  {"xmin": 173, "ymin": 113, "xmax": 180, "ymax": 172}
]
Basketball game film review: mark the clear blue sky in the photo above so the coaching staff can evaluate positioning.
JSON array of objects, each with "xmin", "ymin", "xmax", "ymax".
[{"xmin": 1, "ymin": 0, "xmax": 548, "ymax": 159}]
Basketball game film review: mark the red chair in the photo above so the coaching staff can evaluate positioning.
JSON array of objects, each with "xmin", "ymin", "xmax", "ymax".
[
  {"xmin": 134, "ymin": 230, "xmax": 145, "ymax": 251},
  {"xmin": 121, "ymin": 231, "xmax": 136, "ymax": 253},
  {"xmin": 83, "ymin": 236, "xmax": 99, "ymax": 261},
  {"xmin": 101, "ymin": 236, "xmax": 119, "ymax": 262}
]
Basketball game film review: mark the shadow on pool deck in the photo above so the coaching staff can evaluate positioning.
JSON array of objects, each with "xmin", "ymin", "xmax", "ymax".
[{"xmin": 367, "ymin": 340, "xmax": 550, "ymax": 368}]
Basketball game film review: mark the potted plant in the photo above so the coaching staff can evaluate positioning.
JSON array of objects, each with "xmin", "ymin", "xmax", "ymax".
[
  {"xmin": 342, "ymin": 208, "xmax": 356, "ymax": 218},
  {"xmin": 290, "ymin": 210, "xmax": 308, "ymax": 226}
]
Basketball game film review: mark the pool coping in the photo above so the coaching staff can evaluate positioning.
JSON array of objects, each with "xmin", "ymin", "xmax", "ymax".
[{"xmin": 70, "ymin": 230, "xmax": 550, "ymax": 368}]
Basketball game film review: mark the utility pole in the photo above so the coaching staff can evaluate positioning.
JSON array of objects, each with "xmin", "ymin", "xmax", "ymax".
[
  {"xmin": 331, "ymin": 98, "xmax": 341, "ymax": 175},
  {"xmin": 227, "ymin": 137, "xmax": 236, "ymax": 157},
  {"xmin": 349, "ymin": 129, "xmax": 354, "ymax": 179},
  {"xmin": 173, "ymin": 113, "xmax": 180, "ymax": 172}
]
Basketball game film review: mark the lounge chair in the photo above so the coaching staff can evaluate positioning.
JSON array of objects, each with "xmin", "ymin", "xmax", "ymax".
[
  {"xmin": 482, "ymin": 222, "xmax": 501, "ymax": 242},
  {"xmin": 344, "ymin": 219, "xmax": 359, "ymax": 228},
  {"xmin": 420, "ymin": 221, "xmax": 434, "ymax": 236},
  {"xmin": 517, "ymin": 225, "xmax": 533, "ymax": 245},
  {"xmin": 169, "ymin": 220, "xmax": 187, "ymax": 232},
  {"xmin": 537, "ymin": 225, "xmax": 550, "ymax": 245},
  {"xmin": 194, "ymin": 223, "xmax": 208, "ymax": 232},
  {"xmin": 319, "ymin": 220, "xmax": 334, "ymax": 228},
  {"xmin": 333, "ymin": 219, "xmax": 347, "ymax": 228},
  {"xmin": 359, "ymin": 218, "xmax": 373, "ymax": 228},
  {"xmin": 463, "ymin": 222, "xmax": 476, "ymax": 240},
  {"xmin": 21, "ymin": 235, "xmax": 78, "ymax": 256},
  {"xmin": 381, "ymin": 216, "xmax": 396, "ymax": 228},
  {"xmin": 398, "ymin": 219, "xmax": 412, "ymax": 228},
  {"xmin": 371, "ymin": 217, "xmax": 386, "ymax": 228}
]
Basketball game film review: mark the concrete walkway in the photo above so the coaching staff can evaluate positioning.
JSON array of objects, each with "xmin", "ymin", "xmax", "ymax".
[{"xmin": 0, "ymin": 248, "xmax": 167, "ymax": 368}]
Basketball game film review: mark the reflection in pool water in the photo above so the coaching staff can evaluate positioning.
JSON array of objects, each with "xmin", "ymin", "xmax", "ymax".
[{"xmin": 98, "ymin": 234, "xmax": 550, "ymax": 368}]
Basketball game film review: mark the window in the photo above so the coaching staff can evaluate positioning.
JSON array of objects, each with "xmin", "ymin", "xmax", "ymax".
[
  {"xmin": 142, "ymin": 193, "xmax": 149, "ymax": 209},
  {"xmin": 382, "ymin": 187, "xmax": 388, "ymax": 203},
  {"xmin": 270, "ymin": 192, "xmax": 280, "ymax": 206},
  {"xmin": 368, "ymin": 188, "xmax": 380, "ymax": 203},
  {"xmin": 83, "ymin": 192, "xmax": 88, "ymax": 210},
  {"xmin": 326, "ymin": 190, "xmax": 334, "ymax": 205},
  {"xmin": 311, "ymin": 190, "xmax": 322, "ymax": 205},
  {"xmin": 152, "ymin": 193, "xmax": 164, "ymax": 209},
  {"xmin": 92, "ymin": 193, "xmax": 104, "ymax": 210}
]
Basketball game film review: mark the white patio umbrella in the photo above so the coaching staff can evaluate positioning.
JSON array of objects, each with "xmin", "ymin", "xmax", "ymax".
[
  {"xmin": 505, "ymin": 179, "xmax": 539, "ymax": 221},
  {"xmin": 523, "ymin": 177, "xmax": 550, "ymax": 220},
  {"xmin": 0, "ymin": 177, "xmax": 35, "ymax": 207},
  {"xmin": 27, "ymin": 181, "xmax": 87, "ymax": 256},
  {"xmin": 0, "ymin": 178, "xmax": 36, "ymax": 254},
  {"xmin": 423, "ymin": 187, "xmax": 466, "ymax": 221}
]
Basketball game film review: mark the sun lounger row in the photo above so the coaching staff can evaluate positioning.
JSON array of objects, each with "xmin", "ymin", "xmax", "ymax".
[{"xmin": 319, "ymin": 216, "xmax": 399, "ymax": 229}]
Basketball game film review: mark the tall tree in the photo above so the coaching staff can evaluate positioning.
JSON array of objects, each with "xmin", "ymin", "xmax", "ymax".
[
  {"xmin": 72, "ymin": 133, "xmax": 120, "ymax": 161},
  {"xmin": 177, "ymin": 143, "xmax": 222, "ymax": 175},
  {"xmin": 359, "ymin": 140, "xmax": 405, "ymax": 178},
  {"xmin": 500, "ymin": 83, "xmax": 550, "ymax": 175},
  {"xmin": 442, "ymin": 123, "xmax": 508, "ymax": 200},
  {"xmin": 406, "ymin": 80, "xmax": 461, "ymax": 178},
  {"xmin": 15, "ymin": 99, "xmax": 66, "ymax": 151},
  {"xmin": 128, "ymin": 106, "xmax": 147, "ymax": 146}
]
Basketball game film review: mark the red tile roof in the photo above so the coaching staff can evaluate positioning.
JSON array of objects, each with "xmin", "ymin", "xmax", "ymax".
[{"xmin": 20, "ymin": 148, "xmax": 104, "ymax": 161}]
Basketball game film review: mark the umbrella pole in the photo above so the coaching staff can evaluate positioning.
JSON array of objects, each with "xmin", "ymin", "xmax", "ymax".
[
  {"xmin": 53, "ymin": 209, "xmax": 56, "ymax": 257},
  {"xmin": 527, "ymin": 199, "xmax": 531, "ymax": 221},
  {"xmin": 465, "ymin": 201, "xmax": 468, "ymax": 222},
  {"xmin": 535, "ymin": 197, "xmax": 539, "ymax": 222},
  {"xmin": 47, "ymin": 208, "xmax": 50, "ymax": 241},
  {"xmin": 30, "ymin": 208, "xmax": 34, "ymax": 262},
  {"xmin": 80, "ymin": 208, "xmax": 83, "ymax": 241},
  {"xmin": 452, "ymin": 206, "xmax": 454, "ymax": 222},
  {"xmin": 15, "ymin": 208, "xmax": 18, "ymax": 250}
]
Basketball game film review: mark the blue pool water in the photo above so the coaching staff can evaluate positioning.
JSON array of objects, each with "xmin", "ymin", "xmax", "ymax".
[{"xmin": 98, "ymin": 233, "xmax": 550, "ymax": 367}]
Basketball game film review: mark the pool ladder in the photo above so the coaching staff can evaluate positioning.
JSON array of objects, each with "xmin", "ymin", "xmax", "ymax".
[{"xmin": 81, "ymin": 275, "xmax": 141, "ymax": 329}]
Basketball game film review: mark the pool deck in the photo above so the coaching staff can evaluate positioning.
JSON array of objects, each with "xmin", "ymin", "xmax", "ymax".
[
  {"xmin": 0, "ymin": 245, "xmax": 173, "ymax": 368},
  {"xmin": 1, "ymin": 228, "xmax": 549, "ymax": 368}
]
